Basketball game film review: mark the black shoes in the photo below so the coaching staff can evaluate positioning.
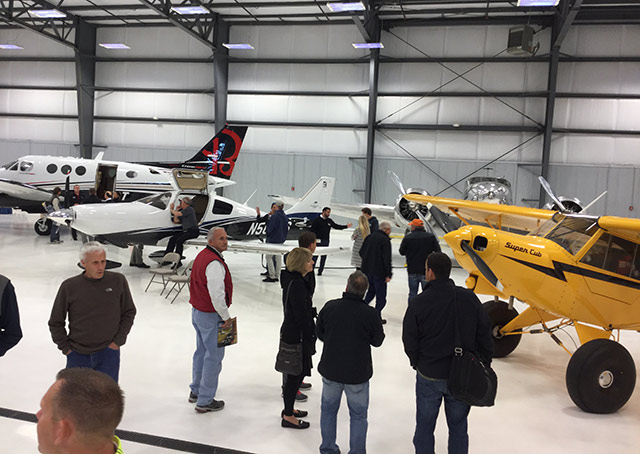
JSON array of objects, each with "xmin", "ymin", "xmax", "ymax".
[
  {"xmin": 260, "ymin": 271, "xmax": 269, "ymax": 276},
  {"xmin": 188, "ymin": 392, "xmax": 198, "ymax": 403},
  {"xmin": 296, "ymin": 391, "xmax": 308, "ymax": 402},
  {"xmin": 299, "ymin": 382, "xmax": 312, "ymax": 390},
  {"xmin": 263, "ymin": 277, "xmax": 278, "ymax": 283},
  {"xmin": 195, "ymin": 399, "xmax": 225, "ymax": 413},
  {"xmin": 281, "ymin": 418, "xmax": 310, "ymax": 429}
]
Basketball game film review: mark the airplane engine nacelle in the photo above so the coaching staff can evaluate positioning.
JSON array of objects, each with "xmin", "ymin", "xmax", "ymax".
[
  {"xmin": 394, "ymin": 188, "xmax": 431, "ymax": 228},
  {"xmin": 544, "ymin": 196, "xmax": 583, "ymax": 213}
]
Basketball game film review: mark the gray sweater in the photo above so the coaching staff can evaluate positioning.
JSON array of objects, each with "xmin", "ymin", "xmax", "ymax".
[{"xmin": 49, "ymin": 271, "xmax": 137, "ymax": 354}]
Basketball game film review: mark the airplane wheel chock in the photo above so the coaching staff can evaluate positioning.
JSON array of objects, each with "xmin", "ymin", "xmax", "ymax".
[
  {"xmin": 566, "ymin": 339, "xmax": 636, "ymax": 414},
  {"xmin": 34, "ymin": 218, "xmax": 52, "ymax": 236},
  {"xmin": 483, "ymin": 300, "xmax": 522, "ymax": 358}
]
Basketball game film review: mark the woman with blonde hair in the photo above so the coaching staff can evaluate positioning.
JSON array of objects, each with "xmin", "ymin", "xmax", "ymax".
[
  {"xmin": 351, "ymin": 214, "xmax": 370, "ymax": 270},
  {"xmin": 279, "ymin": 247, "xmax": 316, "ymax": 429}
]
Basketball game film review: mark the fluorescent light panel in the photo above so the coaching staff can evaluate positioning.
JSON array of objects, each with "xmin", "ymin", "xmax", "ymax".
[
  {"xmin": 352, "ymin": 42, "xmax": 384, "ymax": 49},
  {"xmin": 327, "ymin": 2, "xmax": 365, "ymax": 12},
  {"xmin": 171, "ymin": 6, "xmax": 209, "ymax": 15},
  {"xmin": 517, "ymin": 0, "xmax": 559, "ymax": 6},
  {"xmin": 223, "ymin": 43, "xmax": 254, "ymax": 50},
  {"xmin": 99, "ymin": 43, "xmax": 130, "ymax": 50},
  {"xmin": 29, "ymin": 9, "xmax": 66, "ymax": 18},
  {"xmin": 0, "ymin": 44, "xmax": 23, "ymax": 50}
]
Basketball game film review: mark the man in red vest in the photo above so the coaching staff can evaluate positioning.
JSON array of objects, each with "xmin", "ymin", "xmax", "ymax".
[{"xmin": 188, "ymin": 227, "xmax": 234, "ymax": 413}]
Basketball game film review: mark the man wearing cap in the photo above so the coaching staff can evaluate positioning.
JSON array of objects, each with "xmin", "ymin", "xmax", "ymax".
[
  {"xmin": 262, "ymin": 200, "xmax": 289, "ymax": 283},
  {"xmin": 399, "ymin": 219, "xmax": 441, "ymax": 303},
  {"xmin": 164, "ymin": 197, "xmax": 200, "ymax": 267}
]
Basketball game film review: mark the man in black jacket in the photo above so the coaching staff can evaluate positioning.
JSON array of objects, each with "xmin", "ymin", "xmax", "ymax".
[
  {"xmin": 359, "ymin": 221, "xmax": 393, "ymax": 323},
  {"xmin": 399, "ymin": 219, "xmax": 441, "ymax": 303},
  {"xmin": 0, "ymin": 274, "xmax": 22, "ymax": 357},
  {"xmin": 310, "ymin": 207, "xmax": 351, "ymax": 276},
  {"xmin": 402, "ymin": 252, "xmax": 493, "ymax": 454},
  {"xmin": 317, "ymin": 271, "xmax": 385, "ymax": 454}
]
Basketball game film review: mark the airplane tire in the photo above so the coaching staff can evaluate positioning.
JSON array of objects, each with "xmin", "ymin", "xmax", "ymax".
[
  {"xmin": 34, "ymin": 218, "xmax": 51, "ymax": 236},
  {"xmin": 483, "ymin": 300, "xmax": 521, "ymax": 358},
  {"xmin": 566, "ymin": 339, "xmax": 635, "ymax": 414}
]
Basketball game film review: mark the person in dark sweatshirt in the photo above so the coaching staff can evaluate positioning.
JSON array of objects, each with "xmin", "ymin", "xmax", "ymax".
[
  {"xmin": 310, "ymin": 207, "xmax": 352, "ymax": 276},
  {"xmin": 402, "ymin": 252, "xmax": 492, "ymax": 454},
  {"xmin": 317, "ymin": 271, "xmax": 384, "ymax": 454},
  {"xmin": 0, "ymin": 274, "xmax": 22, "ymax": 357},
  {"xmin": 399, "ymin": 218, "xmax": 441, "ymax": 303},
  {"xmin": 49, "ymin": 242, "xmax": 137, "ymax": 383}
]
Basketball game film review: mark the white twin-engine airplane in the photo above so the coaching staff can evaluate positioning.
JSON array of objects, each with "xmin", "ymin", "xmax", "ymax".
[
  {"xmin": 48, "ymin": 171, "xmax": 346, "ymax": 257},
  {"xmin": 0, "ymin": 125, "xmax": 248, "ymax": 213}
]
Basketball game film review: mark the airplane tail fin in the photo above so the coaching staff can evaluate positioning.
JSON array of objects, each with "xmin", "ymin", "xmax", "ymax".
[
  {"xmin": 180, "ymin": 125, "xmax": 248, "ymax": 179},
  {"xmin": 288, "ymin": 177, "xmax": 335, "ymax": 215}
]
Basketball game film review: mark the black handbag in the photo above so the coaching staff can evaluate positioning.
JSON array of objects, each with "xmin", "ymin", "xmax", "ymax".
[
  {"xmin": 275, "ymin": 282, "xmax": 303, "ymax": 375},
  {"xmin": 448, "ymin": 291, "xmax": 498, "ymax": 407}
]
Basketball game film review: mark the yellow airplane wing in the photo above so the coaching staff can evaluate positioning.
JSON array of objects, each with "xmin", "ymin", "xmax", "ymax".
[
  {"xmin": 598, "ymin": 216, "xmax": 640, "ymax": 242},
  {"xmin": 403, "ymin": 194, "xmax": 556, "ymax": 232}
]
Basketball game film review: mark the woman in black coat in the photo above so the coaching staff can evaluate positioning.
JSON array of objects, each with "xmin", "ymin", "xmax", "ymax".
[{"xmin": 280, "ymin": 247, "xmax": 316, "ymax": 429}]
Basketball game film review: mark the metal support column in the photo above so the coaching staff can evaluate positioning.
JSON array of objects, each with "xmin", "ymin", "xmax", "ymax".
[
  {"xmin": 75, "ymin": 20, "xmax": 97, "ymax": 159},
  {"xmin": 213, "ymin": 16, "xmax": 229, "ymax": 132},
  {"xmin": 364, "ymin": 48, "xmax": 380, "ymax": 203},
  {"xmin": 539, "ymin": 1, "xmax": 579, "ymax": 207}
]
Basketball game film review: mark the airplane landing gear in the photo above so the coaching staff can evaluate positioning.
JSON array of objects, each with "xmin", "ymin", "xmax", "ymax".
[
  {"xmin": 566, "ymin": 339, "xmax": 636, "ymax": 414},
  {"xmin": 34, "ymin": 218, "xmax": 51, "ymax": 236},
  {"xmin": 483, "ymin": 300, "xmax": 521, "ymax": 358}
]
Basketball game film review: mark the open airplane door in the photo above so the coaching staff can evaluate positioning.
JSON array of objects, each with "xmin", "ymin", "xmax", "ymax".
[{"xmin": 172, "ymin": 169, "xmax": 210, "ymax": 224}]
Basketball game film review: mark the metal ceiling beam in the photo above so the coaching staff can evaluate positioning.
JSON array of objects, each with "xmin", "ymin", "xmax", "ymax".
[
  {"xmin": 555, "ymin": 0, "xmax": 583, "ymax": 47},
  {"xmin": 363, "ymin": 1, "xmax": 381, "ymax": 204},
  {"xmin": 213, "ymin": 14, "xmax": 228, "ymax": 132},
  {"xmin": 137, "ymin": 0, "xmax": 216, "ymax": 49},
  {"xmin": 0, "ymin": 0, "xmax": 79, "ymax": 49}
]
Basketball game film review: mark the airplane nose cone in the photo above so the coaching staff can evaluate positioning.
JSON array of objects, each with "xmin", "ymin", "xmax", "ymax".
[{"xmin": 443, "ymin": 227, "xmax": 472, "ymax": 254}]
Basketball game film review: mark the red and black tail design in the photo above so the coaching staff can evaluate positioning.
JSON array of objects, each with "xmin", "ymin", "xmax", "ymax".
[{"xmin": 181, "ymin": 125, "xmax": 248, "ymax": 179}]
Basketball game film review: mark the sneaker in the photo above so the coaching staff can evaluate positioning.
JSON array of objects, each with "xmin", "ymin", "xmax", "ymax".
[
  {"xmin": 263, "ymin": 277, "xmax": 278, "ymax": 283},
  {"xmin": 299, "ymin": 382, "xmax": 312, "ymax": 390},
  {"xmin": 195, "ymin": 399, "xmax": 225, "ymax": 413},
  {"xmin": 295, "ymin": 391, "xmax": 308, "ymax": 402},
  {"xmin": 188, "ymin": 392, "xmax": 198, "ymax": 403},
  {"xmin": 260, "ymin": 271, "xmax": 269, "ymax": 276}
]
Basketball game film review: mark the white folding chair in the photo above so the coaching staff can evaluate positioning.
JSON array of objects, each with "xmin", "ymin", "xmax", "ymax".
[
  {"xmin": 165, "ymin": 260, "xmax": 194, "ymax": 304},
  {"xmin": 145, "ymin": 252, "xmax": 180, "ymax": 294}
]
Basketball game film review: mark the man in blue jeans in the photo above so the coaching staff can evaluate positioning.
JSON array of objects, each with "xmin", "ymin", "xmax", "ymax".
[
  {"xmin": 402, "ymin": 253, "xmax": 493, "ymax": 454},
  {"xmin": 316, "ymin": 271, "xmax": 385, "ymax": 454},
  {"xmin": 49, "ymin": 242, "xmax": 137, "ymax": 383},
  {"xmin": 399, "ymin": 218, "xmax": 441, "ymax": 304},
  {"xmin": 359, "ymin": 221, "xmax": 393, "ymax": 324}
]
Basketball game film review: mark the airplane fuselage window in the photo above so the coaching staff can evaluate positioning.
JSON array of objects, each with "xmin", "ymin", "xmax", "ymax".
[
  {"xmin": 3, "ymin": 160, "xmax": 18, "ymax": 171},
  {"xmin": 61, "ymin": 165, "xmax": 72, "ymax": 175},
  {"xmin": 19, "ymin": 161, "xmax": 33, "ymax": 172},
  {"xmin": 149, "ymin": 168, "xmax": 160, "ymax": 175},
  {"xmin": 213, "ymin": 199, "xmax": 233, "ymax": 215},
  {"xmin": 76, "ymin": 166, "xmax": 86, "ymax": 176},
  {"xmin": 545, "ymin": 217, "xmax": 599, "ymax": 255},
  {"xmin": 580, "ymin": 232, "xmax": 638, "ymax": 279},
  {"xmin": 137, "ymin": 192, "xmax": 171, "ymax": 210},
  {"xmin": 126, "ymin": 171, "xmax": 138, "ymax": 178},
  {"xmin": 47, "ymin": 164, "xmax": 58, "ymax": 174}
]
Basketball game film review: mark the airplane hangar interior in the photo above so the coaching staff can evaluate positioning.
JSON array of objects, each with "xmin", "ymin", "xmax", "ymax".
[{"xmin": 2, "ymin": 0, "xmax": 640, "ymax": 453}]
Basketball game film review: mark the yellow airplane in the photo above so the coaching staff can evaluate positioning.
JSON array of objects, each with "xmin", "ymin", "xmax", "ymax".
[{"xmin": 405, "ymin": 188, "xmax": 638, "ymax": 414}]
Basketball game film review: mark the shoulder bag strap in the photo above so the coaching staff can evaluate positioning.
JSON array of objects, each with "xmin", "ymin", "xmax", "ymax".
[{"xmin": 452, "ymin": 288, "xmax": 463, "ymax": 356}]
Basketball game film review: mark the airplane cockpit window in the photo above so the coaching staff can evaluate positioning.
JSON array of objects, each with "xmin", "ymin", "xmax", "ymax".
[
  {"xmin": 19, "ymin": 161, "xmax": 33, "ymax": 172},
  {"xmin": 545, "ymin": 217, "xmax": 599, "ymax": 255},
  {"xmin": 581, "ymin": 233, "xmax": 638, "ymax": 278},
  {"xmin": 137, "ymin": 192, "xmax": 171, "ymax": 210},
  {"xmin": 126, "ymin": 171, "xmax": 137, "ymax": 178},
  {"xmin": 2, "ymin": 160, "xmax": 18, "ymax": 171}
]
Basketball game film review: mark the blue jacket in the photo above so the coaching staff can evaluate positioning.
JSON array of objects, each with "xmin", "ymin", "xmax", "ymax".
[{"xmin": 267, "ymin": 209, "xmax": 288, "ymax": 244}]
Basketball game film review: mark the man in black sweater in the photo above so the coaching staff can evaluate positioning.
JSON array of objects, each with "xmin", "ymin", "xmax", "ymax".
[
  {"xmin": 359, "ymin": 221, "xmax": 393, "ymax": 323},
  {"xmin": 402, "ymin": 252, "xmax": 492, "ymax": 454},
  {"xmin": 0, "ymin": 274, "xmax": 22, "ymax": 357},
  {"xmin": 310, "ymin": 207, "xmax": 351, "ymax": 275},
  {"xmin": 399, "ymin": 218, "xmax": 441, "ymax": 303},
  {"xmin": 317, "ymin": 271, "xmax": 385, "ymax": 454}
]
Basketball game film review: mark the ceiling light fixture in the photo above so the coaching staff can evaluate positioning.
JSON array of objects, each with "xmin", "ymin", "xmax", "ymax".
[
  {"xmin": 171, "ymin": 6, "xmax": 209, "ymax": 15},
  {"xmin": 99, "ymin": 43, "xmax": 131, "ymax": 50},
  {"xmin": 223, "ymin": 43, "xmax": 254, "ymax": 50},
  {"xmin": 0, "ymin": 44, "xmax": 23, "ymax": 50},
  {"xmin": 517, "ymin": 0, "xmax": 560, "ymax": 6},
  {"xmin": 327, "ymin": 2, "xmax": 365, "ymax": 12},
  {"xmin": 29, "ymin": 9, "xmax": 67, "ymax": 18},
  {"xmin": 352, "ymin": 42, "xmax": 384, "ymax": 49}
]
